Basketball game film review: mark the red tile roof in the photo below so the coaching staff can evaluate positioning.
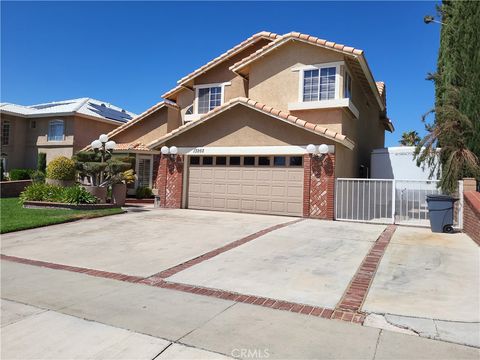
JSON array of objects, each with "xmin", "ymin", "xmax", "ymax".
[
  {"xmin": 114, "ymin": 142, "xmax": 150, "ymax": 151},
  {"xmin": 147, "ymin": 97, "xmax": 355, "ymax": 150},
  {"xmin": 161, "ymin": 31, "xmax": 280, "ymax": 99},
  {"xmin": 230, "ymin": 31, "xmax": 364, "ymax": 72},
  {"xmin": 81, "ymin": 100, "xmax": 178, "ymax": 152}
]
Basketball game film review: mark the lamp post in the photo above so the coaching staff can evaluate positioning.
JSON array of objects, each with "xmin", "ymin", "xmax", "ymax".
[{"xmin": 90, "ymin": 134, "xmax": 116, "ymax": 183}]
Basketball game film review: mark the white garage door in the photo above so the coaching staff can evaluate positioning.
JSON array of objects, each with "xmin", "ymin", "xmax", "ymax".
[{"xmin": 187, "ymin": 155, "xmax": 304, "ymax": 216}]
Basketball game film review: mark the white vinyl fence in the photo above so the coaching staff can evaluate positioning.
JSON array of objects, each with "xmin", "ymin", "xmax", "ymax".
[{"xmin": 335, "ymin": 178, "xmax": 463, "ymax": 228}]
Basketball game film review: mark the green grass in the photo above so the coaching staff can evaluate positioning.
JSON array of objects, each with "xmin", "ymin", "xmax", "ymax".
[{"xmin": 0, "ymin": 198, "xmax": 124, "ymax": 234}]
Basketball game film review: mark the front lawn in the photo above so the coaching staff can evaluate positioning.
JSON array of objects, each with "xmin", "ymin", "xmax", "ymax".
[{"xmin": 0, "ymin": 197, "xmax": 124, "ymax": 234}]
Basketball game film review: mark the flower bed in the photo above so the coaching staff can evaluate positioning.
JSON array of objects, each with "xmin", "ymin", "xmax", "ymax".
[{"xmin": 22, "ymin": 201, "xmax": 119, "ymax": 210}]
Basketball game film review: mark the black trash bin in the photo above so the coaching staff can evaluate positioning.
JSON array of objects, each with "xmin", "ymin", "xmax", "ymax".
[{"xmin": 426, "ymin": 194, "xmax": 458, "ymax": 233}]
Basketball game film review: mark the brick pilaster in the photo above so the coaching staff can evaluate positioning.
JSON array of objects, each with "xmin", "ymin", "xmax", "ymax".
[
  {"xmin": 307, "ymin": 154, "xmax": 335, "ymax": 220},
  {"xmin": 153, "ymin": 154, "xmax": 183, "ymax": 208},
  {"xmin": 303, "ymin": 154, "xmax": 312, "ymax": 217}
]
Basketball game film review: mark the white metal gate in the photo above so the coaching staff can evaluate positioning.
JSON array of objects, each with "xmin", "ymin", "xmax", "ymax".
[{"xmin": 335, "ymin": 178, "xmax": 463, "ymax": 228}]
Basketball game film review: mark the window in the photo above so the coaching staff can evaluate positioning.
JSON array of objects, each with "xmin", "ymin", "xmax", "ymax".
[
  {"xmin": 215, "ymin": 156, "xmax": 226, "ymax": 165},
  {"xmin": 289, "ymin": 156, "xmax": 303, "ymax": 166},
  {"xmin": 274, "ymin": 156, "xmax": 286, "ymax": 166},
  {"xmin": 185, "ymin": 105, "xmax": 194, "ymax": 115},
  {"xmin": 1, "ymin": 120, "xmax": 10, "ymax": 146},
  {"xmin": 190, "ymin": 156, "xmax": 200, "ymax": 165},
  {"xmin": 303, "ymin": 67, "xmax": 336, "ymax": 102},
  {"xmin": 30, "ymin": 120, "xmax": 36, "ymax": 129},
  {"xmin": 344, "ymin": 71, "xmax": 352, "ymax": 99},
  {"xmin": 48, "ymin": 120, "xmax": 64, "ymax": 141},
  {"xmin": 229, "ymin": 156, "xmax": 240, "ymax": 166},
  {"xmin": 197, "ymin": 86, "xmax": 222, "ymax": 114},
  {"xmin": 244, "ymin": 156, "xmax": 255, "ymax": 166},
  {"xmin": 258, "ymin": 156, "xmax": 270, "ymax": 166},
  {"xmin": 202, "ymin": 156, "xmax": 213, "ymax": 165},
  {"xmin": 137, "ymin": 158, "xmax": 151, "ymax": 188}
]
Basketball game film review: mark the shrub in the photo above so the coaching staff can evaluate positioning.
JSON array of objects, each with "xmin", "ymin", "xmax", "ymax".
[
  {"xmin": 135, "ymin": 186, "xmax": 153, "ymax": 199},
  {"xmin": 20, "ymin": 183, "xmax": 97, "ymax": 204},
  {"xmin": 60, "ymin": 186, "xmax": 97, "ymax": 205},
  {"xmin": 37, "ymin": 153, "xmax": 47, "ymax": 172},
  {"xmin": 9, "ymin": 168, "xmax": 34, "ymax": 181},
  {"xmin": 20, "ymin": 183, "xmax": 63, "ymax": 202},
  {"xmin": 46, "ymin": 156, "xmax": 76, "ymax": 180},
  {"xmin": 30, "ymin": 170, "xmax": 46, "ymax": 183},
  {"xmin": 0, "ymin": 161, "xmax": 5, "ymax": 181}
]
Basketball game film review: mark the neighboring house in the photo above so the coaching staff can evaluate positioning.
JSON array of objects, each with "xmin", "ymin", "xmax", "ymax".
[
  {"xmin": 98, "ymin": 31, "xmax": 394, "ymax": 218},
  {"xmin": 371, "ymin": 147, "xmax": 439, "ymax": 180},
  {"xmin": 0, "ymin": 98, "xmax": 136, "ymax": 171}
]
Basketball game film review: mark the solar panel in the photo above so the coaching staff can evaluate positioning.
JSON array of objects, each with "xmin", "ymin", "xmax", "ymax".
[{"xmin": 87, "ymin": 102, "xmax": 132, "ymax": 123}]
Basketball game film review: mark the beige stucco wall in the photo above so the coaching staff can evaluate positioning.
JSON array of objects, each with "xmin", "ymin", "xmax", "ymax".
[
  {"xmin": 248, "ymin": 41, "xmax": 344, "ymax": 111},
  {"xmin": 162, "ymin": 105, "xmax": 338, "ymax": 149},
  {"xmin": 111, "ymin": 107, "xmax": 169, "ymax": 145},
  {"xmin": 1, "ymin": 114, "xmax": 28, "ymax": 170},
  {"xmin": 73, "ymin": 116, "xmax": 118, "ymax": 153},
  {"xmin": 172, "ymin": 39, "xmax": 271, "ymax": 121},
  {"xmin": 1, "ymin": 113, "xmax": 121, "ymax": 170}
]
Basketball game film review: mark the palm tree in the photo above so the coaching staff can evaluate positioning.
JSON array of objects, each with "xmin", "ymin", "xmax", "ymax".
[
  {"xmin": 399, "ymin": 131, "xmax": 421, "ymax": 146},
  {"xmin": 415, "ymin": 85, "xmax": 480, "ymax": 194}
]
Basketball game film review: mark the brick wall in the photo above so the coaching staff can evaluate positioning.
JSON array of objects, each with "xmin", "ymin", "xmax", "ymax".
[
  {"xmin": 0, "ymin": 180, "xmax": 32, "ymax": 198},
  {"xmin": 463, "ymin": 191, "xmax": 480, "ymax": 246},
  {"xmin": 153, "ymin": 154, "xmax": 183, "ymax": 208},
  {"xmin": 303, "ymin": 154, "xmax": 335, "ymax": 219}
]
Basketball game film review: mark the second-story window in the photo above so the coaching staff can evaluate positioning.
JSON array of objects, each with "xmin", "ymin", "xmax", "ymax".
[
  {"xmin": 344, "ymin": 71, "xmax": 352, "ymax": 99},
  {"xmin": 1, "ymin": 120, "xmax": 10, "ymax": 146},
  {"xmin": 197, "ymin": 86, "xmax": 222, "ymax": 114},
  {"xmin": 48, "ymin": 119, "xmax": 64, "ymax": 141},
  {"xmin": 303, "ymin": 67, "xmax": 336, "ymax": 102}
]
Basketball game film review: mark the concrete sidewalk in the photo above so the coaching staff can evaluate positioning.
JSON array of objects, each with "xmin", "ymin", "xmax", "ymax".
[{"xmin": 2, "ymin": 260, "xmax": 478, "ymax": 360}]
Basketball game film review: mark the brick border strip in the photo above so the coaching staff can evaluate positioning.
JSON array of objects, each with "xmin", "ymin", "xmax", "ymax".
[
  {"xmin": 0, "ymin": 254, "xmax": 144, "ymax": 284},
  {"xmin": 145, "ymin": 218, "xmax": 305, "ymax": 282},
  {"xmin": 336, "ymin": 224, "xmax": 397, "ymax": 312},
  {"xmin": 0, "ymin": 253, "xmax": 363, "ymax": 324}
]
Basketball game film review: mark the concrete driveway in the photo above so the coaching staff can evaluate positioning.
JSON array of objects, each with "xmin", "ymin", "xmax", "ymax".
[
  {"xmin": 168, "ymin": 220, "xmax": 386, "ymax": 309},
  {"xmin": 1, "ymin": 209, "xmax": 479, "ymax": 354},
  {"xmin": 0, "ymin": 209, "xmax": 288, "ymax": 277}
]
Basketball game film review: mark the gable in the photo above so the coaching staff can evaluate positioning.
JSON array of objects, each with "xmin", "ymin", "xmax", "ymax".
[
  {"xmin": 111, "ymin": 106, "xmax": 169, "ymax": 145},
  {"xmin": 160, "ymin": 105, "xmax": 336, "ymax": 148}
]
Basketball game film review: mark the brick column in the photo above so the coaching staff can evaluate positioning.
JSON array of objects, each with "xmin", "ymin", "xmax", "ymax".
[
  {"xmin": 305, "ymin": 153, "xmax": 335, "ymax": 220},
  {"xmin": 153, "ymin": 154, "xmax": 183, "ymax": 208},
  {"xmin": 303, "ymin": 154, "xmax": 312, "ymax": 217}
]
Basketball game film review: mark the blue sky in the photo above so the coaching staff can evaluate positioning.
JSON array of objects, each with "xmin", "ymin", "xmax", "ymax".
[{"xmin": 1, "ymin": 1, "xmax": 440, "ymax": 146}]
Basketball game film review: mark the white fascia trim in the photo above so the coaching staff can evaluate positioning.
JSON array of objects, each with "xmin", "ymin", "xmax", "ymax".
[
  {"xmin": 113, "ymin": 149, "xmax": 160, "ymax": 155},
  {"xmin": 288, "ymin": 98, "xmax": 360, "ymax": 119},
  {"xmin": 177, "ymin": 145, "xmax": 335, "ymax": 156},
  {"xmin": 291, "ymin": 61, "xmax": 345, "ymax": 72},
  {"xmin": 184, "ymin": 114, "xmax": 202, "ymax": 122}
]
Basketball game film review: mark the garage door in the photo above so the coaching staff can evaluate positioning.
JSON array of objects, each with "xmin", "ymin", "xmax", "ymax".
[{"xmin": 187, "ymin": 155, "xmax": 304, "ymax": 216}]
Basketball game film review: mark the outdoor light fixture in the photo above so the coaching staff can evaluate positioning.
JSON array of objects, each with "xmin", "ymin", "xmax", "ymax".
[
  {"xmin": 90, "ymin": 134, "xmax": 117, "ymax": 183},
  {"xmin": 160, "ymin": 145, "xmax": 179, "ymax": 158},
  {"xmin": 105, "ymin": 140, "xmax": 116, "ymax": 150},
  {"xmin": 424, "ymin": 15, "xmax": 445, "ymax": 25},
  {"xmin": 306, "ymin": 143, "xmax": 330, "ymax": 160},
  {"xmin": 91, "ymin": 139, "xmax": 102, "ymax": 150},
  {"xmin": 99, "ymin": 133, "xmax": 109, "ymax": 143}
]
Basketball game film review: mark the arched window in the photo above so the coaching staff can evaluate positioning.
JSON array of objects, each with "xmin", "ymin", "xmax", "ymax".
[{"xmin": 48, "ymin": 120, "xmax": 64, "ymax": 141}]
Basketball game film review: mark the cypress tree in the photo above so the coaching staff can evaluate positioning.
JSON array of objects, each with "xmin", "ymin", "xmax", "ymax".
[{"xmin": 416, "ymin": 0, "xmax": 480, "ymax": 193}]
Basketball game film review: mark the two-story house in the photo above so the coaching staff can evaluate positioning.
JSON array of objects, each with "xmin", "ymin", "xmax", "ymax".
[
  {"xmin": 102, "ymin": 31, "xmax": 394, "ymax": 219},
  {"xmin": 0, "ymin": 98, "xmax": 135, "ymax": 171}
]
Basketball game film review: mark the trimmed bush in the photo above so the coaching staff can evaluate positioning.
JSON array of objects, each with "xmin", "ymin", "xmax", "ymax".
[
  {"xmin": 46, "ymin": 156, "xmax": 76, "ymax": 181},
  {"xmin": 20, "ymin": 183, "xmax": 97, "ymax": 204},
  {"xmin": 37, "ymin": 153, "xmax": 47, "ymax": 172},
  {"xmin": 9, "ymin": 168, "xmax": 34, "ymax": 181},
  {"xmin": 135, "ymin": 186, "xmax": 153, "ymax": 199},
  {"xmin": 30, "ymin": 170, "xmax": 46, "ymax": 183}
]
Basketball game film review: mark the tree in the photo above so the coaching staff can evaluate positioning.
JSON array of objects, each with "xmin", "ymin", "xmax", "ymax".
[
  {"xmin": 416, "ymin": 0, "xmax": 480, "ymax": 194},
  {"xmin": 399, "ymin": 131, "xmax": 421, "ymax": 146}
]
